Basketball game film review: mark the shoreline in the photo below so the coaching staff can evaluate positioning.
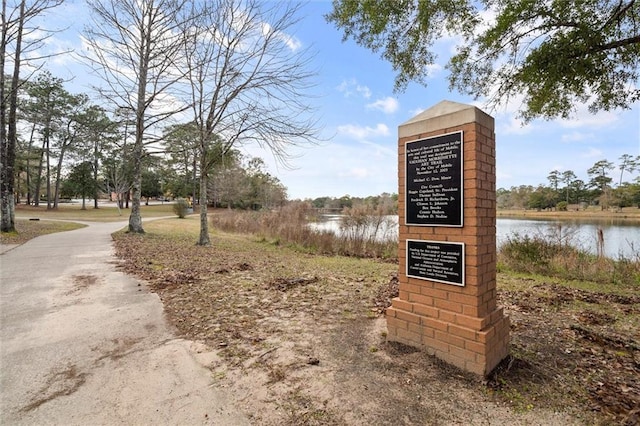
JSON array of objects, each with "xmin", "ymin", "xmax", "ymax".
[{"xmin": 497, "ymin": 208, "xmax": 640, "ymax": 223}]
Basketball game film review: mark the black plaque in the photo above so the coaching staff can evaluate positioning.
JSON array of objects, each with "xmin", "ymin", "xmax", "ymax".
[
  {"xmin": 405, "ymin": 131, "xmax": 463, "ymax": 226},
  {"xmin": 406, "ymin": 239, "xmax": 465, "ymax": 286}
]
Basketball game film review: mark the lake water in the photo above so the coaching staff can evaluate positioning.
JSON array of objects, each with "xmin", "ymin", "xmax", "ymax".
[
  {"xmin": 311, "ymin": 215, "xmax": 640, "ymax": 259},
  {"xmin": 497, "ymin": 217, "xmax": 640, "ymax": 259}
]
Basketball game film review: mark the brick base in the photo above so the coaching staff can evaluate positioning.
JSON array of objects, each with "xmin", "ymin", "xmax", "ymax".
[{"xmin": 386, "ymin": 298, "xmax": 509, "ymax": 376}]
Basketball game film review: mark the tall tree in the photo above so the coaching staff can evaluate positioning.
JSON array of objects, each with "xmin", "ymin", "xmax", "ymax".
[
  {"xmin": 51, "ymin": 92, "xmax": 90, "ymax": 209},
  {"xmin": 209, "ymin": 149, "xmax": 245, "ymax": 209},
  {"xmin": 618, "ymin": 153, "xmax": 640, "ymax": 185},
  {"xmin": 245, "ymin": 157, "xmax": 287, "ymax": 210},
  {"xmin": 162, "ymin": 122, "xmax": 199, "ymax": 202},
  {"xmin": 181, "ymin": 0, "xmax": 318, "ymax": 245},
  {"xmin": 561, "ymin": 170, "xmax": 577, "ymax": 203},
  {"xmin": 1, "ymin": 0, "xmax": 64, "ymax": 232},
  {"xmin": 62, "ymin": 161, "xmax": 95, "ymax": 209},
  {"xmin": 83, "ymin": 0, "xmax": 191, "ymax": 233},
  {"xmin": 571, "ymin": 179, "xmax": 587, "ymax": 206},
  {"xmin": 327, "ymin": 0, "xmax": 640, "ymax": 121},
  {"xmin": 547, "ymin": 170, "xmax": 560, "ymax": 192},
  {"xmin": 588, "ymin": 159, "xmax": 615, "ymax": 208},
  {"xmin": 21, "ymin": 71, "xmax": 74, "ymax": 209},
  {"xmin": 74, "ymin": 104, "xmax": 117, "ymax": 209}
]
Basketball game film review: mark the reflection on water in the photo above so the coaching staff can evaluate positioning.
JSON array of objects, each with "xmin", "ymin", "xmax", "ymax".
[
  {"xmin": 497, "ymin": 218, "xmax": 640, "ymax": 259},
  {"xmin": 311, "ymin": 215, "xmax": 640, "ymax": 259},
  {"xmin": 309, "ymin": 215, "xmax": 397, "ymax": 242}
]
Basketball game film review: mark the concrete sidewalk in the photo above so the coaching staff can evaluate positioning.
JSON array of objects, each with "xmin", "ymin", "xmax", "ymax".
[
  {"xmin": 0, "ymin": 221, "xmax": 249, "ymax": 425},
  {"xmin": 0, "ymin": 243, "xmax": 18, "ymax": 255}
]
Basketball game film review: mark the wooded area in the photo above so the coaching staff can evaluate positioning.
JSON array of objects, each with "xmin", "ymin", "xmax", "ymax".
[
  {"xmin": 1, "ymin": 0, "xmax": 318, "ymax": 246},
  {"xmin": 497, "ymin": 156, "xmax": 640, "ymax": 210}
]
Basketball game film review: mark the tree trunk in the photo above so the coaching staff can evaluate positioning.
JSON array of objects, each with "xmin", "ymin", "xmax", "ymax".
[
  {"xmin": 0, "ymin": 0, "xmax": 26, "ymax": 232},
  {"xmin": 45, "ymin": 136, "xmax": 51, "ymax": 209},
  {"xmin": 34, "ymin": 142, "xmax": 45, "ymax": 207},
  {"xmin": 93, "ymin": 139, "xmax": 99, "ymax": 208},
  {"xmin": 127, "ymin": 11, "xmax": 149, "ymax": 234},
  {"xmin": 192, "ymin": 154, "xmax": 197, "ymax": 206},
  {"xmin": 26, "ymin": 157, "xmax": 31, "ymax": 205},
  {"xmin": 53, "ymin": 141, "xmax": 69, "ymax": 209},
  {"xmin": 197, "ymin": 167, "xmax": 210, "ymax": 246},
  {"xmin": 0, "ymin": 0, "xmax": 8, "ymax": 231},
  {"xmin": 25, "ymin": 124, "xmax": 36, "ymax": 205}
]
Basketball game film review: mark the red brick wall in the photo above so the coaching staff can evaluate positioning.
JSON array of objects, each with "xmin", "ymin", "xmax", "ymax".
[{"xmin": 388, "ymin": 117, "xmax": 509, "ymax": 376}]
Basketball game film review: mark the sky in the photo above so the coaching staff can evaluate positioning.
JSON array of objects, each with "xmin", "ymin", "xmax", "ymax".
[{"xmin": 41, "ymin": 1, "xmax": 640, "ymax": 200}]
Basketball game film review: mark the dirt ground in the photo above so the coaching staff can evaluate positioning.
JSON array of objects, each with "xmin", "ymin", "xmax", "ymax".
[{"xmin": 113, "ymin": 223, "xmax": 639, "ymax": 425}]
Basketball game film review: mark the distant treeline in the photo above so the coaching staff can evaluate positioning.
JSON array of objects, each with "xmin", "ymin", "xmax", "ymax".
[
  {"xmin": 498, "ymin": 156, "xmax": 640, "ymax": 210},
  {"xmin": 299, "ymin": 193, "xmax": 398, "ymax": 214}
]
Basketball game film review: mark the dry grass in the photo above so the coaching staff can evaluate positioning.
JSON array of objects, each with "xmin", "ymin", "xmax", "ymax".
[
  {"xmin": 494, "ymin": 273, "xmax": 640, "ymax": 423},
  {"xmin": 498, "ymin": 206, "xmax": 640, "ymax": 221},
  {"xmin": 498, "ymin": 233, "xmax": 640, "ymax": 286},
  {"xmin": 113, "ymin": 218, "xmax": 639, "ymax": 425},
  {"xmin": 211, "ymin": 202, "xmax": 397, "ymax": 259}
]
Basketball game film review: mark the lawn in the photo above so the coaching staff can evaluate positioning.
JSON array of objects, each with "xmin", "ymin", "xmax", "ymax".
[{"xmin": 110, "ymin": 217, "xmax": 639, "ymax": 425}]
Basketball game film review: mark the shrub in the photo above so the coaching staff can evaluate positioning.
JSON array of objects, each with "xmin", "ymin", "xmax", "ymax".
[
  {"xmin": 499, "ymin": 233, "xmax": 564, "ymax": 273},
  {"xmin": 339, "ymin": 204, "xmax": 396, "ymax": 257},
  {"xmin": 173, "ymin": 198, "xmax": 190, "ymax": 218},
  {"xmin": 556, "ymin": 201, "xmax": 568, "ymax": 211},
  {"xmin": 211, "ymin": 202, "xmax": 397, "ymax": 260},
  {"xmin": 498, "ymin": 231, "xmax": 640, "ymax": 286}
]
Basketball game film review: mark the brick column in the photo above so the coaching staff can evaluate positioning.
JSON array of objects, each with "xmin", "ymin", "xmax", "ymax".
[{"xmin": 386, "ymin": 100, "xmax": 509, "ymax": 376}]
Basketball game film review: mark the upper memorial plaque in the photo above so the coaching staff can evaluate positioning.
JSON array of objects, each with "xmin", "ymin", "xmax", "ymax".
[{"xmin": 405, "ymin": 131, "xmax": 463, "ymax": 226}]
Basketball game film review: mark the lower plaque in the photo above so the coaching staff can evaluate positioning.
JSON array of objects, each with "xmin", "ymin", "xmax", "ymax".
[{"xmin": 406, "ymin": 239, "xmax": 465, "ymax": 286}]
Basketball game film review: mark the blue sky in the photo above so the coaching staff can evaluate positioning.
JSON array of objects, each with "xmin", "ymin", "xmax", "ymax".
[{"xmin": 44, "ymin": 1, "xmax": 640, "ymax": 200}]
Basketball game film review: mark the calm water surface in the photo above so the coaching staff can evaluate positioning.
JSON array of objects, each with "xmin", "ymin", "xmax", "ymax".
[
  {"xmin": 312, "ymin": 215, "xmax": 640, "ymax": 259},
  {"xmin": 497, "ymin": 217, "xmax": 640, "ymax": 259}
]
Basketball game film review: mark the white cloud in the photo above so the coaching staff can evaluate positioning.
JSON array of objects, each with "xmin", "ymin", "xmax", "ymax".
[
  {"xmin": 561, "ymin": 131, "xmax": 595, "ymax": 143},
  {"xmin": 357, "ymin": 85, "xmax": 372, "ymax": 99},
  {"xmin": 559, "ymin": 108, "xmax": 619, "ymax": 129},
  {"xmin": 423, "ymin": 63, "xmax": 443, "ymax": 78},
  {"xmin": 366, "ymin": 96, "xmax": 399, "ymax": 114},
  {"xmin": 276, "ymin": 30, "xmax": 302, "ymax": 51},
  {"xmin": 337, "ymin": 123, "xmax": 390, "ymax": 140},
  {"xmin": 243, "ymin": 139, "xmax": 398, "ymax": 199},
  {"xmin": 498, "ymin": 115, "xmax": 535, "ymax": 135},
  {"xmin": 408, "ymin": 107, "xmax": 425, "ymax": 117},
  {"xmin": 260, "ymin": 22, "xmax": 302, "ymax": 51},
  {"xmin": 337, "ymin": 78, "xmax": 371, "ymax": 99},
  {"xmin": 582, "ymin": 147, "xmax": 603, "ymax": 158},
  {"xmin": 339, "ymin": 168, "xmax": 370, "ymax": 179}
]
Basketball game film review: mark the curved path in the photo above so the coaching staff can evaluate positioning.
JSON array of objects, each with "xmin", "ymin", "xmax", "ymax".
[{"xmin": 0, "ymin": 220, "xmax": 248, "ymax": 425}]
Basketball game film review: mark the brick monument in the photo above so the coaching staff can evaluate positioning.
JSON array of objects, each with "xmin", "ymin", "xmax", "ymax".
[{"xmin": 386, "ymin": 100, "xmax": 509, "ymax": 376}]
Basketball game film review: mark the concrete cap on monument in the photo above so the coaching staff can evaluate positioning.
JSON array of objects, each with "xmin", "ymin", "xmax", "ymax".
[{"xmin": 399, "ymin": 100, "xmax": 494, "ymax": 139}]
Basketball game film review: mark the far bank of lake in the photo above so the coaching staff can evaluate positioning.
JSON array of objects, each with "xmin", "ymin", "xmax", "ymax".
[
  {"xmin": 497, "ymin": 207, "xmax": 640, "ymax": 222},
  {"xmin": 312, "ymin": 212, "xmax": 640, "ymax": 260}
]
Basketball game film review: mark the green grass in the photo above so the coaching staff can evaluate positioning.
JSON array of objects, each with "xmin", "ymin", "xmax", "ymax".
[
  {"xmin": 15, "ymin": 202, "xmax": 176, "ymax": 222},
  {"xmin": 498, "ymin": 270, "xmax": 637, "ymax": 294},
  {"xmin": 3, "ymin": 203, "xmax": 179, "ymax": 246},
  {"xmin": 0, "ymin": 219, "xmax": 87, "ymax": 245}
]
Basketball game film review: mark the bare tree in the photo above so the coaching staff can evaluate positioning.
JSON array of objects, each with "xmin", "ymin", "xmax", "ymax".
[
  {"xmin": 181, "ymin": 0, "xmax": 318, "ymax": 245},
  {"xmin": 82, "ymin": 0, "xmax": 191, "ymax": 233},
  {"xmin": 1, "ymin": 0, "xmax": 64, "ymax": 232}
]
